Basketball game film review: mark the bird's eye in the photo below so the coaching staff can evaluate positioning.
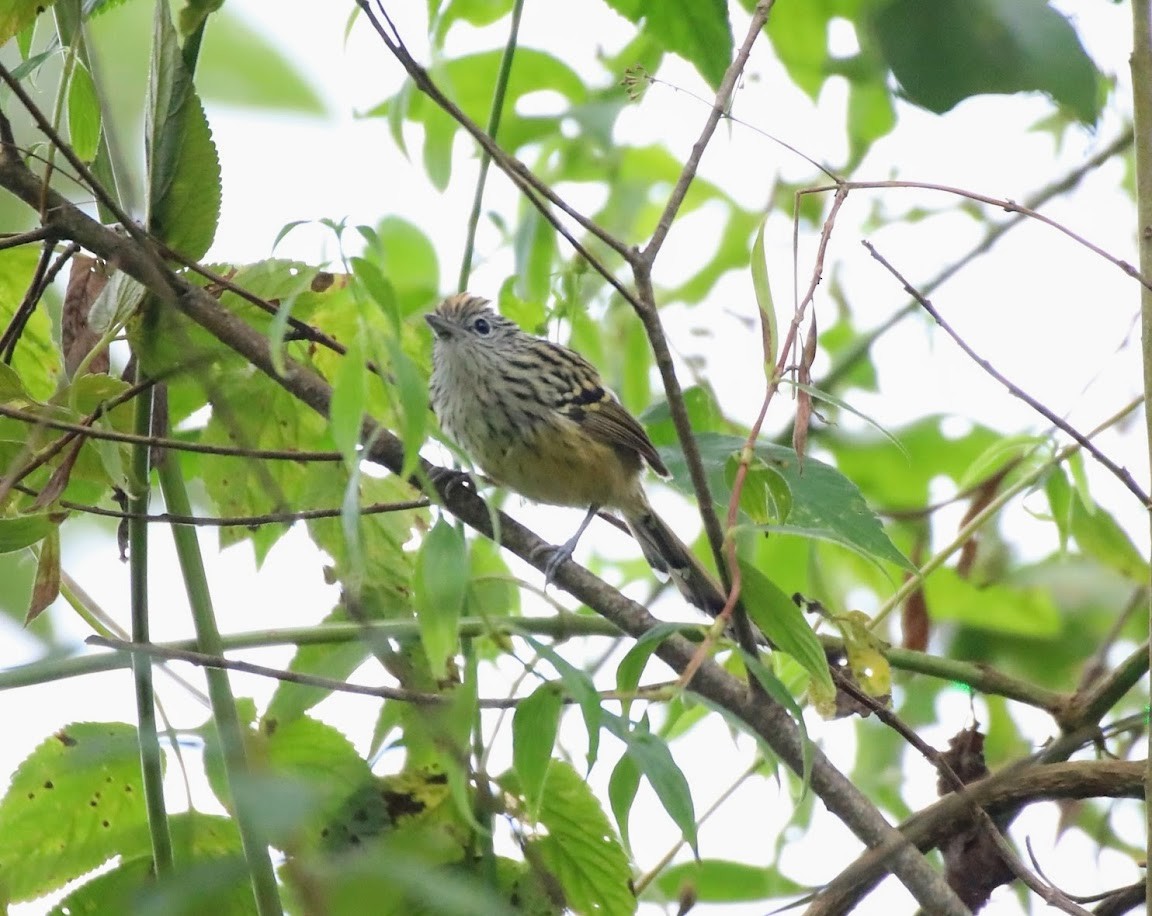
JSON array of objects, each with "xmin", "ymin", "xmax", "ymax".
[{"xmin": 472, "ymin": 317, "xmax": 491, "ymax": 336}]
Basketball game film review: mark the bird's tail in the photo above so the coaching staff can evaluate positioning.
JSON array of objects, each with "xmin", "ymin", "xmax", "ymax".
[{"xmin": 623, "ymin": 503, "xmax": 726, "ymax": 616}]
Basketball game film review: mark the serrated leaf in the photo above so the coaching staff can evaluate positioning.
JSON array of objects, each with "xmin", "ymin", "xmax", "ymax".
[
  {"xmin": 47, "ymin": 813, "xmax": 247, "ymax": 916},
  {"xmin": 661, "ymin": 432, "xmax": 913, "ymax": 571},
  {"xmin": 512, "ymin": 683, "xmax": 563, "ymax": 819},
  {"xmin": 0, "ymin": 0, "xmax": 52, "ymax": 45},
  {"xmin": 0, "ymin": 723, "xmax": 152, "ymax": 902},
  {"xmin": 413, "ymin": 517, "xmax": 468, "ymax": 678},
  {"xmin": 603, "ymin": 0, "xmax": 732, "ymax": 89},
  {"xmin": 504, "ymin": 760, "xmax": 633, "ymax": 916},
  {"xmin": 145, "ymin": 1, "xmax": 221, "ymax": 259}
]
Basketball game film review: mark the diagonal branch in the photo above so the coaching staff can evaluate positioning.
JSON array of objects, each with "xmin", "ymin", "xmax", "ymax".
[
  {"xmin": 863, "ymin": 240, "xmax": 1151, "ymax": 508},
  {"xmin": 0, "ymin": 116, "xmax": 970, "ymax": 916},
  {"xmin": 639, "ymin": 0, "xmax": 775, "ymax": 266}
]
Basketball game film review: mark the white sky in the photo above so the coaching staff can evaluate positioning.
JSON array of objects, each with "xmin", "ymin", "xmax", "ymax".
[{"xmin": 4, "ymin": 2, "xmax": 1149, "ymax": 914}]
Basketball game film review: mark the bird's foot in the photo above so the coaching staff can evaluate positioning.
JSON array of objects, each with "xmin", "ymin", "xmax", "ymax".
[
  {"xmin": 428, "ymin": 466, "xmax": 476, "ymax": 501},
  {"xmin": 534, "ymin": 538, "xmax": 578, "ymax": 592}
]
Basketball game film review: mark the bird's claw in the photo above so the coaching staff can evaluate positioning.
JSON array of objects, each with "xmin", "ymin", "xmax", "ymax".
[
  {"xmin": 535, "ymin": 541, "xmax": 576, "ymax": 592},
  {"xmin": 428, "ymin": 466, "xmax": 475, "ymax": 501}
]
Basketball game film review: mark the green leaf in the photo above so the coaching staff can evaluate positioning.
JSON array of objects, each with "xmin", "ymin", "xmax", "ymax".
[
  {"xmin": 362, "ymin": 216, "xmax": 440, "ymax": 318},
  {"xmin": 413, "ymin": 516, "xmax": 468, "ymax": 678},
  {"xmin": 607, "ymin": 752, "xmax": 641, "ymax": 854},
  {"xmin": 614, "ymin": 622, "xmax": 682, "ymax": 720},
  {"xmin": 765, "ymin": 0, "xmax": 830, "ymax": 99},
  {"xmin": 145, "ymin": 1, "xmax": 221, "ymax": 259},
  {"xmin": 924, "ymin": 567, "xmax": 1061, "ymax": 637},
  {"xmin": 370, "ymin": 49, "xmax": 588, "ymax": 185},
  {"xmin": 464, "ymin": 537, "xmax": 519, "ymax": 618},
  {"xmin": 196, "ymin": 11, "xmax": 325, "ymax": 112},
  {"xmin": 0, "ymin": 512, "xmax": 54, "ymax": 553},
  {"xmin": 1066, "ymin": 491, "xmax": 1149, "ymax": 584},
  {"xmin": 602, "ymin": 713, "xmax": 697, "ymax": 855},
  {"xmin": 661, "ymin": 432, "xmax": 913, "ymax": 571},
  {"xmin": 870, "ymin": 0, "xmax": 1101, "ymax": 123},
  {"xmin": 603, "ymin": 0, "xmax": 733, "ymax": 89},
  {"xmin": 828, "ymin": 416, "xmax": 1002, "ymax": 509},
  {"xmin": 47, "ymin": 813, "xmax": 247, "ymax": 916},
  {"xmin": 390, "ymin": 337, "xmax": 428, "ymax": 481},
  {"xmin": 518, "ymin": 635, "xmax": 603, "ymax": 770},
  {"xmin": 0, "ymin": 249, "xmax": 60, "ymax": 400},
  {"xmin": 738, "ymin": 559, "xmax": 834, "ymax": 704},
  {"xmin": 750, "ymin": 215, "xmax": 778, "ymax": 370},
  {"xmin": 846, "ymin": 77, "xmax": 896, "ymax": 165},
  {"xmin": 265, "ymin": 612, "xmax": 371, "ymax": 723},
  {"xmin": 0, "ymin": 0, "xmax": 52, "ymax": 45},
  {"xmin": 0, "ymin": 723, "xmax": 152, "ymax": 902},
  {"xmin": 648, "ymin": 857, "xmax": 804, "ymax": 904},
  {"xmin": 328, "ymin": 330, "xmax": 367, "ymax": 462},
  {"xmin": 88, "ymin": 271, "xmax": 146, "ymax": 335},
  {"xmin": 512, "ymin": 683, "xmax": 563, "ymax": 819},
  {"xmin": 66, "ymin": 59, "xmax": 101, "ymax": 162},
  {"xmin": 503, "ymin": 760, "xmax": 634, "ymax": 916}
]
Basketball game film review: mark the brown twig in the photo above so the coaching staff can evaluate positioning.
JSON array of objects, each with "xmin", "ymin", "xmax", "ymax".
[
  {"xmin": 0, "ymin": 108, "xmax": 973, "ymax": 915},
  {"xmin": 86, "ymin": 634, "xmax": 679, "ymax": 709},
  {"xmin": 828, "ymin": 178, "xmax": 1152, "ymax": 291},
  {"xmin": 863, "ymin": 239, "xmax": 1151, "ymax": 508},
  {"xmin": 27, "ymin": 491, "xmax": 430, "ymax": 527},
  {"xmin": 0, "ymin": 402, "xmax": 343, "ymax": 462}
]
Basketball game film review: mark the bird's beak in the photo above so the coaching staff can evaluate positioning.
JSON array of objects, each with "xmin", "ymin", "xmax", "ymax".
[{"xmin": 425, "ymin": 313, "xmax": 453, "ymax": 339}]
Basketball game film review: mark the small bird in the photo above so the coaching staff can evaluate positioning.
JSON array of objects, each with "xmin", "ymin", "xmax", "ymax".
[{"xmin": 426, "ymin": 293, "xmax": 723, "ymax": 613}]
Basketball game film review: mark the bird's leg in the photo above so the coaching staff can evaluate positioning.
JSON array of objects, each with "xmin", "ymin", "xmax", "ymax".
[{"xmin": 538, "ymin": 504, "xmax": 600, "ymax": 590}]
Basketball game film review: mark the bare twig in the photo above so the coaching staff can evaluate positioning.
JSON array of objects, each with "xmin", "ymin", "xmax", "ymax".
[{"xmin": 862, "ymin": 239, "xmax": 1151, "ymax": 508}]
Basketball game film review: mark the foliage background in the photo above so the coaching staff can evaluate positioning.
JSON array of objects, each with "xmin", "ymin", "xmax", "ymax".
[{"xmin": 0, "ymin": 1, "xmax": 1148, "ymax": 914}]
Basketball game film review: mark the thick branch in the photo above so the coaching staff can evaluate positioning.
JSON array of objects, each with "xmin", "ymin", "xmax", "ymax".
[
  {"xmin": 807, "ymin": 759, "xmax": 1144, "ymax": 913},
  {"xmin": 0, "ymin": 128, "xmax": 968, "ymax": 915}
]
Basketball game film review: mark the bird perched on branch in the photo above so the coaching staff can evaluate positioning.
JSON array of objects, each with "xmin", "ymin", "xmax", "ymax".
[{"xmin": 426, "ymin": 293, "xmax": 723, "ymax": 613}]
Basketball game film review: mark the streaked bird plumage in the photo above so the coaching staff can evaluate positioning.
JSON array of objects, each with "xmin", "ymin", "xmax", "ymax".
[{"xmin": 426, "ymin": 293, "xmax": 723, "ymax": 613}]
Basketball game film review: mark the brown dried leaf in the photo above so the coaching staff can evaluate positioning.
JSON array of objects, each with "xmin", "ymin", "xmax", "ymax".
[
  {"xmin": 62, "ymin": 256, "xmax": 110, "ymax": 377},
  {"xmin": 25, "ymin": 527, "xmax": 60, "ymax": 625}
]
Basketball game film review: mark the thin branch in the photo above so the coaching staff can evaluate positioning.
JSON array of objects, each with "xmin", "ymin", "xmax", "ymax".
[
  {"xmin": 457, "ymin": 0, "xmax": 524, "ymax": 291},
  {"xmin": 0, "ymin": 109, "xmax": 969, "ymax": 913},
  {"xmin": 0, "ymin": 402, "xmax": 343, "ymax": 462},
  {"xmin": 357, "ymin": 1, "xmax": 635, "ymax": 268},
  {"xmin": 640, "ymin": 1, "xmax": 776, "ymax": 265},
  {"xmin": 826, "ymin": 178, "xmax": 1152, "ymax": 290},
  {"xmin": 0, "ymin": 226, "xmax": 54, "ymax": 250},
  {"xmin": 87, "ymin": 634, "xmax": 676, "ymax": 709},
  {"xmin": 832, "ymin": 676, "xmax": 1093, "ymax": 915},
  {"xmin": 37, "ymin": 492, "xmax": 431, "ymax": 527},
  {"xmin": 818, "ymin": 128, "xmax": 1134, "ymax": 392},
  {"xmin": 863, "ymin": 239, "xmax": 1150, "ymax": 508}
]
